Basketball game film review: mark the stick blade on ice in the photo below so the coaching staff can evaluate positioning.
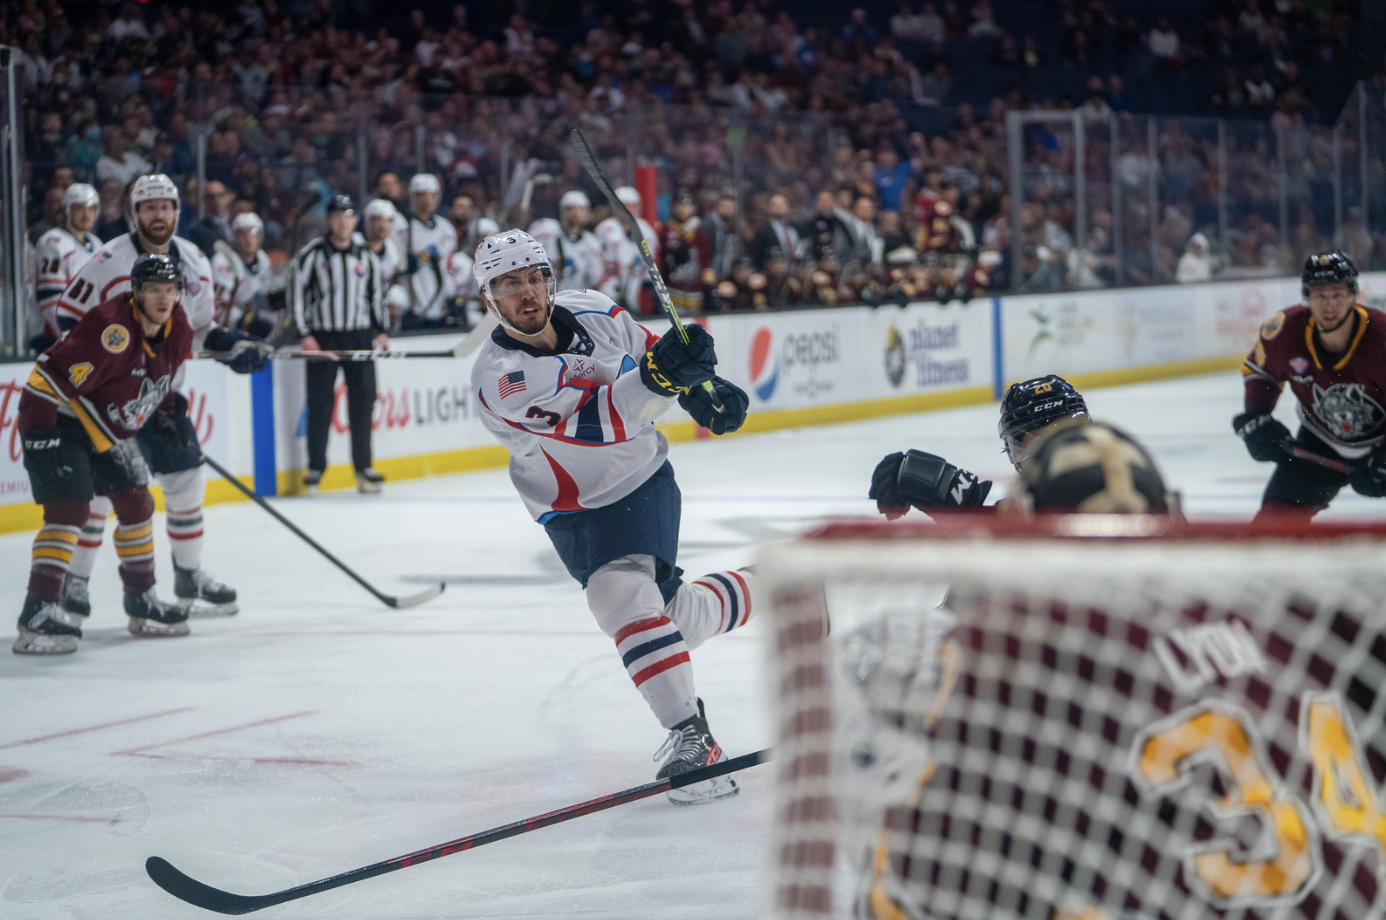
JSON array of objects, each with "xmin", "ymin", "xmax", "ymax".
[
  {"xmin": 145, "ymin": 857, "xmax": 271, "ymax": 915},
  {"xmin": 385, "ymin": 582, "xmax": 446, "ymax": 609}
]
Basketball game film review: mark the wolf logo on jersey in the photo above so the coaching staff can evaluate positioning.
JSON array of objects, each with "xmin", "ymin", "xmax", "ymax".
[
  {"xmin": 1311, "ymin": 382, "xmax": 1385, "ymax": 440},
  {"xmin": 107, "ymin": 375, "xmax": 171, "ymax": 431}
]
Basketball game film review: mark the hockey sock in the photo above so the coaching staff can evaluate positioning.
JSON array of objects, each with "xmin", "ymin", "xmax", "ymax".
[
  {"xmin": 67, "ymin": 494, "xmax": 113, "ymax": 579},
  {"xmin": 160, "ymin": 467, "xmax": 205, "ymax": 571},
  {"xmin": 665, "ymin": 567, "xmax": 757, "ymax": 650},
  {"xmin": 109, "ymin": 489, "xmax": 157, "ymax": 593},
  {"xmin": 588, "ymin": 555, "xmax": 699, "ymax": 729},
  {"xmin": 27, "ymin": 500, "xmax": 87, "ymax": 602}
]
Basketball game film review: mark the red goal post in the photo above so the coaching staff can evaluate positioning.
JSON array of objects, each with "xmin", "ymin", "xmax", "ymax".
[{"xmin": 757, "ymin": 515, "xmax": 1386, "ymax": 920}]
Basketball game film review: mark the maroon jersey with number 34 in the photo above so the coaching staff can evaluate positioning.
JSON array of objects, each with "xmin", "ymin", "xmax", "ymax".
[
  {"xmin": 18, "ymin": 294, "xmax": 193, "ymax": 452},
  {"xmin": 1241, "ymin": 303, "xmax": 1386, "ymax": 458}
]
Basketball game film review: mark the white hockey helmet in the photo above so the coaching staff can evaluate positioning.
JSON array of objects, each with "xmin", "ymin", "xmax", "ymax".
[
  {"xmin": 473, "ymin": 229, "xmax": 555, "ymax": 335},
  {"xmin": 63, "ymin": 183, "xmax": 99, "ymax": 210},
  {"xmin": 560, "ymin": 189, "xmax": 590, "ymax": 211},
  {"xmin": 615, "ymin": 186, "xmax": 641, "ymax": 209},
  {"xmin": 474, "ymin": 217, "xmax": 500, "ymax": 238},
  {"xmin": 409, "ymin": 173, "xmax": 441, "ymax": 196},
  {"xmin": 364, "ymin": 197, "xmax": 397, "ymax": 219},
  {"xmin": 130, "ymin": 173, "xmax": 180, "ymax": 209},
  {"xmin": 231, "ymin": 212, "xmax": 264, "ymax": 234}
]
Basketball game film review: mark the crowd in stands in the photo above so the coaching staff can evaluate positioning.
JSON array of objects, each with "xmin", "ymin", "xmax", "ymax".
[{"xmin": 10, "ymin": 0, "xmax": 1383, "ymax": 321}]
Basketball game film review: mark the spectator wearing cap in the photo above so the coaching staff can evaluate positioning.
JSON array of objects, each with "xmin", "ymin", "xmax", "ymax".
[
  {"xmin": 289, "ymin": 194, "xmax": 389, "ymax": 496},
  {"xmin": 659, "ymin": 189, "xmax": 715, "ymax": 314}
]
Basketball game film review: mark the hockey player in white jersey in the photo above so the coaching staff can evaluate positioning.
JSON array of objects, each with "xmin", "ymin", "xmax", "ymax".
[
  {"xmin": 529, "ymin": 190, "xmax": 604, "ymax": 293},
  {"xmin": 595, "ymin": 186, "xmax": 659, "ymax": 311},
  {"xmin": 404, "ymin": 173, "xmax": 458, "ymax": 328},
  {"xmin": 471, "ymin": 230, "xmax": 752, "ymax": 803},
  {"xmin": 210, "ymin": 212, "xmax": 279, "ymax": 336},
  {"xmin": 34, "ymin": 183, "xmax": 102, "ymax": 343},
  {"xmin": 358, "ymin": 198, "xmax": 410, "ymax": 327},
  {"xmin": 53, "ymin": 174, "xmax": 273, "ymax": 622}
]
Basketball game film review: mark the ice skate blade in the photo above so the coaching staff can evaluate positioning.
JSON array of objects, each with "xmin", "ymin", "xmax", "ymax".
[
  {"xmin": 178, "ymin": 598, "xmax": 239, "ymax": 617},
  {"xmin": 128, "ymin": 618, "xmax": 191, "ymax": 637},
  {"xmin": 12, "ymin": 629, "xmax": 79, "ymax": 655},
  {"xmin": 667, "ymin": 774, "xmax": 739, "ymax": 805}
]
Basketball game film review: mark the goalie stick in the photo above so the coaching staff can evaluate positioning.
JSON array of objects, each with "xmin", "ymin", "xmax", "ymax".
[
  {"xmin": 146, "ymin": 747, "xmax": 770, "ymax": 914},
  {"xmin": 567, "ymin": 129, "xmax": 727, "ymax": 414},
  {"xmin": 200, "ymin": 453, "xmax": 444, "ymax": 609}
]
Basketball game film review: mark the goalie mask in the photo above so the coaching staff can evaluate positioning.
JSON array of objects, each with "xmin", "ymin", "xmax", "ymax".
[
  {"xmin": 998, "ymin": 374, "xmax": 1089, "ymax": 469},
  {"xmin": 473, "ymin": 229, "xmax": 556, "ymax": 337},
  {"xmin": 1017, "ymin": 420, "xmax": 1177, "ymax": 514}
]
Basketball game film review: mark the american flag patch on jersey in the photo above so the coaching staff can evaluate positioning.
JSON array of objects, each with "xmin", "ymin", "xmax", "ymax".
[{"xmin": 498, "ymin": 371, "xmax": 527, "ymax": 398}]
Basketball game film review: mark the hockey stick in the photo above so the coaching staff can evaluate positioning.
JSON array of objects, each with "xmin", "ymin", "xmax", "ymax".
[
  {"xmin": 1278, "ymin": 439, "xmax": 1355, "ymax": 475},
  {"xmin": 195, "ymin": 313, "xmax": 500, "ymax": 363},
  {"xmin": 146, "ymin": 747, "xmax": 769, "ymax": 914},
  {"xmin": 568, "ymin": 129, "xmax": 726, "ymax": 413},
  {"xmin": 200, "ymin": 453, "xmax": 444, "ymax": 609}
]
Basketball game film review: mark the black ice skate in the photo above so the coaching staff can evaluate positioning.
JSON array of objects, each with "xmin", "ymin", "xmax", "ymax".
[
  {"xmin": 61, "ymin": 573, "xmax": 92, "ymax": 618},
  {"xmin": 356, "ymin": 468, "xmax": 384, "ymax": 495},
  {"xmin": 654, "ymin": 698, "xmax": 739, "ymax": 805},
  {"xmin": 304, "ymin": 469, "xmax": 322, "ymax": 496},
  {"xmin": 124, "ymin": 588, "xmax": 191, "ymax": 637},
  {"xmin": 175, "ymin": 566, "xmax": 239, "ymax": 617},
  {"xmin": 14, "ymin": 594, "xmax": 82, "ymax": 655}
]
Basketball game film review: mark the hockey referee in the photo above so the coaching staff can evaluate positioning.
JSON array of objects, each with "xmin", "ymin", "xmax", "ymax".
[{"xmin": 290, "ymin": 194, "xmax": 389, "ymax": 495}]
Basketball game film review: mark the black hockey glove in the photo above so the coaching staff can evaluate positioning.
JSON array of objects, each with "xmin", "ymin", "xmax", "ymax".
[
  {"xmin": 679, "ymin": 376, "xmax": 748, "ymax": 435},
  {"xmin": 1232, "ymin": 409, "xmax": 1290, "ymax": 463},
  {"xmin": 869, "ymin": 450, "xmax": 992, "ymax": 519},
  {"xmin": 205, "ymin": 326, "xmax": 274, "ymax": 375},
  {"xmin": 27, "ymin": 333, "xmax": 57, "ymax": 355},
  {"xmin": 639, "ymin": 324, "xmax": 717, "ymax": 396},
  {"xmin": 1349, "ymin": 445, "xmax": 1386, "ymax": 498},
  {"xmin": 145, "ymin": 393, "xmax": 202, "ymax": 458},
  {"xmin": 21, "ymin": 428, "xmax": 78, "ymax": 482}
]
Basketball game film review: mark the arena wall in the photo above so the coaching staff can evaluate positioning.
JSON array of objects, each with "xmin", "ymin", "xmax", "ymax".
[{"xmin": 4, "ymin": 272, "xmax": 1383, "ymax": 534}]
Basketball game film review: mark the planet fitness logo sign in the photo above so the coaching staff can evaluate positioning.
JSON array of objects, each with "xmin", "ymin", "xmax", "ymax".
[{"xmin": 748, "ymin": 327, "xmax": 779, "ymax": 401}]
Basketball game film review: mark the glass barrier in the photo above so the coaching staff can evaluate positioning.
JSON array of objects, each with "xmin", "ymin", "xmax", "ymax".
[{"xmin": 10, "ymin": 78, "xmax": 1386, "ymax": 351}]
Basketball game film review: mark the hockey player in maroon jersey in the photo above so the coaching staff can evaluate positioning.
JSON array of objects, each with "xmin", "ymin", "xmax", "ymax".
[
  {"xmin": 1235, "ymin": 252, "xmax": 1386, "ymax": 521},
  {"xmin": 14, "ymin": 254, "xmax": 197, "ymax": 654}
]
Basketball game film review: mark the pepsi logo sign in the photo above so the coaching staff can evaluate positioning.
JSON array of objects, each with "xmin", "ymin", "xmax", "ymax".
[{"xmin": 748, "ymin": 327, "xmax": 779, "ymax": 401}]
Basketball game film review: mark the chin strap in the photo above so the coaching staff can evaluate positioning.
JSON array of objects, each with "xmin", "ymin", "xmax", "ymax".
[{"xmin": 488, "ymin": 297, "xmax": 554, "ymax": 338}]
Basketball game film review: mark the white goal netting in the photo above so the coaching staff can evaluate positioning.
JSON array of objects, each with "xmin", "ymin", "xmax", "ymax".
[{"xmin": 759, "ymin": 516, "xmax": 1386, "ymax": 920}]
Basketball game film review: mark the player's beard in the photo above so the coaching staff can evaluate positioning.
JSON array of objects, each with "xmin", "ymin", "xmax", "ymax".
[
  {"xmin": 498, "ymin": 295, "xmax": 551, "ymax": 337},
  {"xmin": 137, "ymin": 216, "xmax": 176, "ymax": 249}
]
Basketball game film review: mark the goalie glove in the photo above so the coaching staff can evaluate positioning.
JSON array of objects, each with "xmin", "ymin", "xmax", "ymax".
[
  {"xmin": 205, "ymin": 326, "xmax": 274, "ymax": 375},
  {"xmin": 1232, "ymin": 409, "xmax": 1290, "ymax": 463},
  {"xmin": 869, "ymin": 449, "xmax": 992, "ymax": 519}
]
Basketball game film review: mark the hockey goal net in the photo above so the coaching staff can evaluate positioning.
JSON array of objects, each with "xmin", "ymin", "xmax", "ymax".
[{"xmin": 758, "ymin": 515, "xmax": 1386, "ymax": 920}]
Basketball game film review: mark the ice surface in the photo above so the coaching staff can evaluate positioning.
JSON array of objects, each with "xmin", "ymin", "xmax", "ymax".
[{"xmin": 1, "ymin": 371, "xmax": 1380, "ymax": 919}]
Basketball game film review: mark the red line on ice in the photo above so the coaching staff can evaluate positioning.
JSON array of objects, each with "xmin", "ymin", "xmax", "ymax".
[
  {"xmin": 111, "ymin": 711, "xmax": 355, "ymax": 766},
  {"xmin": 0, "ymin": 708, "xmax": 195, "ymax": 750}
]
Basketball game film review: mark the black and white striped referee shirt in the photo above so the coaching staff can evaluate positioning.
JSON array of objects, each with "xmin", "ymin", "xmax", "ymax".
[{"xmin": 290, "ymin": 236, "xmax": 386, "ymax": 336}]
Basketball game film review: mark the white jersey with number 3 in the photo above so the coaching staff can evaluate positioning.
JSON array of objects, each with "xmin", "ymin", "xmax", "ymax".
[
  {"xmin": 55, "ymin": 231, "xmax": 216, "ymax": 348},
  {"xmin": 35, "ymin": 226, "xmax": 102, "ymax": 337},
  {"xmin": 472, "ymin": 289, "xmax": 674, "ymax": 521}
]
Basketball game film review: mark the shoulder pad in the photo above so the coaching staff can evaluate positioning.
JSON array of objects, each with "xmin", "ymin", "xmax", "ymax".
[{"xmin": 1260, "ymin": 311, "xmax": 1285, "ymax": 340}]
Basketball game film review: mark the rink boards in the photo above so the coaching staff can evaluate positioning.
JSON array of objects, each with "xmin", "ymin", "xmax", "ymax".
[{"xmin": 4, "ymin": 271, "xmax": 1382, "ymax": 533}]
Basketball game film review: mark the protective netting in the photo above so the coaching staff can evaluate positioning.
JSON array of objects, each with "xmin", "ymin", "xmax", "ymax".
[{"xmin": 760, "ymin": 517, "xmax": 1386, "ymax": 920}]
